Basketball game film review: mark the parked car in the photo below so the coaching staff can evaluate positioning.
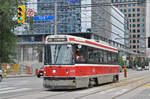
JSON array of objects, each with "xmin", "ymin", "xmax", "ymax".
[
  {"xmin": 37, "ymin": 68, "xmax": 44, "ymax": 78},
  {"xmin": 0, "ymin": 69, "xmax": 3, "ymax": 82},
  {"xmin": 136, "ymin": 67, "xmax": 142, "ymax": 71}
]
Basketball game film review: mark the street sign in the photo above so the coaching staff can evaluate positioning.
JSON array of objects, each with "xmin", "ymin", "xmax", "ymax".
[
  {"xmin": 68, "ymin": 0, "xmax": 79, "ymax": 2},
  {"xmin": 33, "ymin": 16, "xmax": 54, "ymax": 21},
  {"xmin": 27, "ymin": 9, "xmax": 34, "ymax": 17}
]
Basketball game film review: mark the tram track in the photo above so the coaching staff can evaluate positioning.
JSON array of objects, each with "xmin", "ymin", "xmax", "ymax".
[
  {"xmin": 75, "ymin": 74, "xmax": 150, "ymax": 99},
  {"xmin": 24, "ymin": 74, "xmax": 150, "ymax": 99},
  {"xmin": 112, "ymin": 76, "xmax": 150, "ymax": 99},
  {"xmin": 36, "ymin": 91, "xmax": 67, "ymax": 99},
  {"xmin": 3, "ymin": 72, "xmax": 150, "ymax": 99},
  {"xmin": 30, "ymin": 74, "xmax": 150, "ymax": 99}
]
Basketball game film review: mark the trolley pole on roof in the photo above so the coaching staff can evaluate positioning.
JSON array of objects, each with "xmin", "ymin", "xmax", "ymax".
[{"xmin": 54, "ymin": 2, "xmax": 57, "ymax": 35}]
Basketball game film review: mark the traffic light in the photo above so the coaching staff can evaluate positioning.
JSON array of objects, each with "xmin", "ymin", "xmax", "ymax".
[
  {"xmin": 148, "ymin": 37, "xmax": 150, "ymax": 48},
  {"xmin": 18, "ymin": 5, "xmax": 25, "ymax": 23}
]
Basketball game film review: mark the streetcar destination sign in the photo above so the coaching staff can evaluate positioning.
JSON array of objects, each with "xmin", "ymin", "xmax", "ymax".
[{"xmin": 47, "ymin": 38, "xmax": 67, "ymax": 42}]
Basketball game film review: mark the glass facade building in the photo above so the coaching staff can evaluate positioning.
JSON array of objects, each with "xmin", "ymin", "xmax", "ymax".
[
  {"xmin": 33, "ymin": 0, "xmax": 81, "ymax": 34},
  {"xmin": 111, "ymin": 6, "xmax": 126, "ymax": 45}
]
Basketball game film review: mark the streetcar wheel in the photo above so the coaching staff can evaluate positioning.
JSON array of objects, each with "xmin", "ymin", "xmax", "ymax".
[
  {"xmin": 37, "ymin": 75, "xmax": 41, "ymax": 78},
  {"xmin": 88, "ymin": 78, "xmax": 97, "ymax": 87},
  {"xmin": 113, "ymin": 75, "xmax": 119, "ymax": 83},
  {"xmin": 88, "ymin": 79, "xmax": 93, "ymax": 88}
]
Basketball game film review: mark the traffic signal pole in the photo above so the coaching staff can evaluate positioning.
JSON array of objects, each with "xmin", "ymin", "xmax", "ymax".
[{"xmin": 54, "ymin": 2, "xmax": 57, "ymax": 35}]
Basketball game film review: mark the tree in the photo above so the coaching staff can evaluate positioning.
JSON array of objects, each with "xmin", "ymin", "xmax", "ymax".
[
  {"xmin": 129, "ymin": 57, "xmax": 134, "ymax": 68},
  {"xmin": 0, "ymin": 0, "xmax": 21, "ymax": 63},
  {"xmin": 118, "ymin": 55, "xmax": 124, "ymax": 67},
  {"xmin": 134, "ymin": 56, "xmax": 142, "ymax": 67}
]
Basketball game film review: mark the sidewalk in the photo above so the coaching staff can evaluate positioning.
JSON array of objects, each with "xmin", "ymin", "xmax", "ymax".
[{"xmin": 4, "ymin": 74, "xmax": 35, "ymax": 78}]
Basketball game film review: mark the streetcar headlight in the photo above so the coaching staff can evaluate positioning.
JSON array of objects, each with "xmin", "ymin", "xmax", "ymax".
[
  {"xmin": 66, "ymin": 69, "xmax": 69, "ymax": 74},
  {"xmin": 66, "ymin": 71, "xmax": 69, "ymax": 74},
  {"xmin": 52, "ymin": 69, "xmax": 56, "ymax": 73}
]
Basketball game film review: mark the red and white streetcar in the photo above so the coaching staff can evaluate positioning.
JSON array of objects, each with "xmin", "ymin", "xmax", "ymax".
[{"xmin": 43, "ymin": 35, "xmax": 119, "ymax": 89}]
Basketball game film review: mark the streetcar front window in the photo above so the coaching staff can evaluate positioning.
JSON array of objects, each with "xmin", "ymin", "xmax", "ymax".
[{"xmin": 44, "ymin": 44, "xmax": 74, "ymax": 65}]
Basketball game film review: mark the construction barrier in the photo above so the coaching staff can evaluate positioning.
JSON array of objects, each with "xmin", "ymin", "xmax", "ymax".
[
  {"xmin": 0, "ymin": 63, "xmax": 33, "ymax": 75},
  {"xmin": 26, "ymin": 66, "xmax": 32, "ymax": 74}
]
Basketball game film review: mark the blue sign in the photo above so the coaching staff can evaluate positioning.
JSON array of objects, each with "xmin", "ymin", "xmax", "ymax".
[
  {"xmin": 68, "ymin": 0, "xmax": 79, "ymax": 2},
  {"xmin": 34, "ymin": 16, "xmax": 54, "ymax": 21}
]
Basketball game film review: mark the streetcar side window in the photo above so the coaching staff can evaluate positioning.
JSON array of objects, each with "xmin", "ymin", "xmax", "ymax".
[
  {"xmin": 88, "ymin": 48, "xmax": 94, "ymax": 63},
  {"xmin": 75, "ymin": 45, "xmax": 87, "ymax": 63},
  {"xmin": 99, "ymin": 50, "xmax": 104, "ymax": 64},
  {"xmin": 114, "ymin": 53, "xmax": 118, "ymax": 64},
  {"xmin": 111, "ymin": 53, "xmax": 118, "ymax": 65},
  {"xmin": 107, "ymin": 52, "xmax": 112, "ymax": 64},
  {"xmin": 94, "ymin": 49, "xmax": 99, "ymax": 63},
  {"xmin": 103, "ymin": 51, "xmax": 108, "ymax": 64},
  {"xmin": 75, "ymin": 45, "xmax": 118, "ymax": 65}
]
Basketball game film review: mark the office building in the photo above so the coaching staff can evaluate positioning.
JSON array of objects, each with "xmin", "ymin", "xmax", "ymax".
[
  {"xmin": 111, "ymin": 6, "xmax": 126, "ymax": 45},
  {"xmin": 112, "ymin": 0, "xmax": 146, "ymax": 57},
  {"xmin": 146, "ymin": 0, "xmax": 150, "ymax": 58},
  {"xmin": 33, "ymin": 0, "xmax": 81, "ymax": 34}
]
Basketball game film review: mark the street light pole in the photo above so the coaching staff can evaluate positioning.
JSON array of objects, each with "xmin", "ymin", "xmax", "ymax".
[{"xmin": 54, "ymin": 2, "xmax": 57, "ymax": 35}]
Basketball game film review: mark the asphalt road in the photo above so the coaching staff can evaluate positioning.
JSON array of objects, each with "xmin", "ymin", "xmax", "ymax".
[{"xmin": 0, "ymin": 69, "xmax": 150, "ymax": 99}]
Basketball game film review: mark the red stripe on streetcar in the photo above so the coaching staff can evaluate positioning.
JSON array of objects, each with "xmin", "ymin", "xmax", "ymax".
[{"xmin": 44, "ymin": 65, "xmax": 119, "ymax": 77}]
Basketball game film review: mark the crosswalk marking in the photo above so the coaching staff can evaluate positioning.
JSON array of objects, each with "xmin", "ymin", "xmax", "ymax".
[{"xmin": 0, "ymin": 87, "xmax": 31, "ymax": 94}]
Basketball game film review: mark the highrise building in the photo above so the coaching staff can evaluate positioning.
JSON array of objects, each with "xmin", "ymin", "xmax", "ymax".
[
  {"xmin": 111, "ymin": 6, "xmax": 126, "ymax": 45},
  {"xmin": 33, "ymin": 0, "xmax": 114, "ymax": 39},
  {"xmin": 91, "ymin": 0, "xmax": 112, "ymax": 39},
  {"xmin": 23, "ymin": 0, "xmax": 126, "ymax": 42},
  {"xmin": 112, "ymin": 0, "xmax": 146, "ymax": 57},
  {"xmin": 33, "ymin": 0, "xmax": 81, "ymax": 34},
  {"xmin": 146, "ymin": 0, "xmax": 150, "ymax": 58}
]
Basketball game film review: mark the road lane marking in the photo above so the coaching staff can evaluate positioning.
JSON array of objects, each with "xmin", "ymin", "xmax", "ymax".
[
  {"xmin": 74, "ymin": 87, "xmax": 101, "ymax": 93},
  {"xmin": 98, "ymin": 88, "xmax": 119, "ymax": 94},
  {"xmin": 0, "ymin": 87, "xmax": 16, "ymax": 91},
  {"xmin": 0, "ymin": 88, "xmax": 31, "ymax": 94},
  {"xmin": 115, "ymin": 89, "xmax": 129, "ymax": 95}
]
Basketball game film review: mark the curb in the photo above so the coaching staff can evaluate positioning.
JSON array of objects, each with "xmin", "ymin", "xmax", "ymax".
[{"xmin": 4, "ymin": 75, "xmax": 35, "ymax": 78}]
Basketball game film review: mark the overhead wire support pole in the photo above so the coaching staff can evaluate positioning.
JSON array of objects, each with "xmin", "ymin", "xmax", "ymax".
[{"xmin": 54, "ymin": 2, "xmax": 57, "ymax": 35}]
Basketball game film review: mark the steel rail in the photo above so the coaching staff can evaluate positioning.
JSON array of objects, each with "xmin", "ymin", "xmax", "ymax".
[{"xmin": 75, "ymin": 74, "xmax": 150, "ymax": 99}]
